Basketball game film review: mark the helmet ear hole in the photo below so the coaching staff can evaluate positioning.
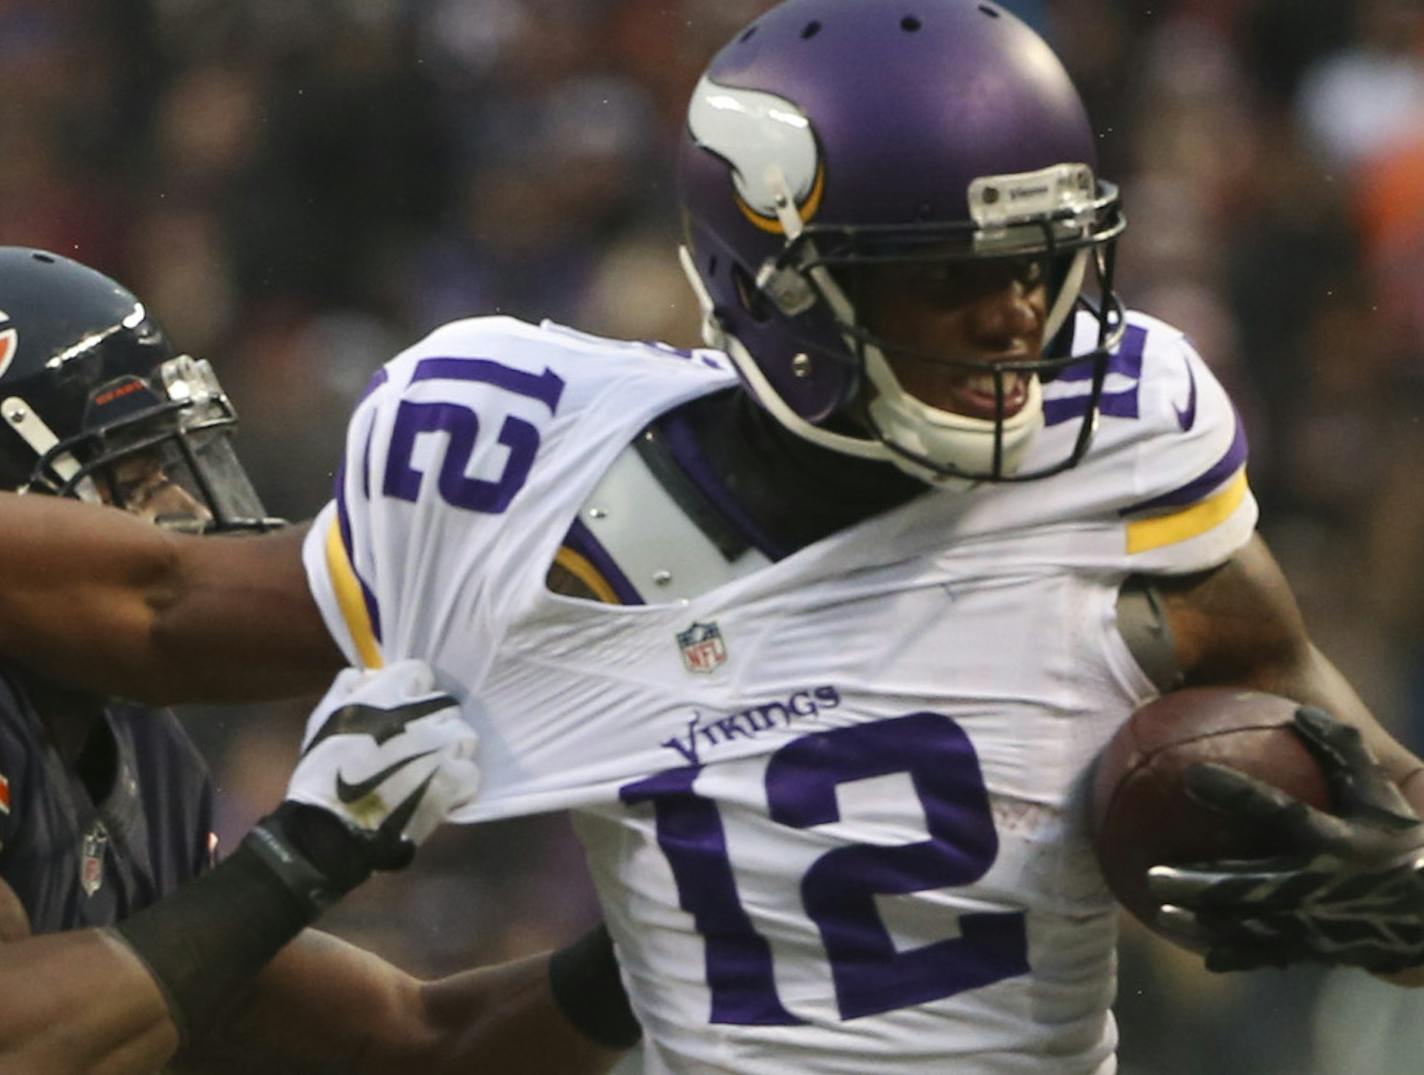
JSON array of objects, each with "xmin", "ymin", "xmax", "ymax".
[{"xmin": 732, "ymin": 264, "xmax": 772, "ymax": 323}]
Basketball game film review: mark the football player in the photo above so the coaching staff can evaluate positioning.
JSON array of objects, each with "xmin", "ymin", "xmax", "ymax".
[
  {"xmin": 0, "ymin": 2, "xmax": 1420, "ymax": 1072},
  {"xmin": 0, "ymin": 249, "xmax": 637, "ymax": 1073}
]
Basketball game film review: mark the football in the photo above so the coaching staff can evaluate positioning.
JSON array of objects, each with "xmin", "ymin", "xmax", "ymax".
[{"xmin": 1090, "ymin": 686, "xmax": 1332, "ymax": 935}]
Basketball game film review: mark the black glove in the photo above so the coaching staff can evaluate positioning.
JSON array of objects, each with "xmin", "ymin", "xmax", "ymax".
[{"xmin": 1146, "ymin": 706, "xmax": 1424, "ymax": 973}]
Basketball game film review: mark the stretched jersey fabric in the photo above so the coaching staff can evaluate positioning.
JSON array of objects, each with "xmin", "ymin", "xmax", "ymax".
[
  {"xmin": 0, "ymin": 668, "xmax": 215, "ymax": 934},
  {"xmin": 303, "ymin": 312, "xmax": 1256, "ymax": 1074}
]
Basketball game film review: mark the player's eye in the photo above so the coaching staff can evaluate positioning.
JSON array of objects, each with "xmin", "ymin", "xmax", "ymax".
[
  {"xmin": 1016, "ymin": 259, "xmax": 1045, "ymax": 286},
  {"xmin": 105, "ymin": 456, "xmax": 167, "ymax": 506}
]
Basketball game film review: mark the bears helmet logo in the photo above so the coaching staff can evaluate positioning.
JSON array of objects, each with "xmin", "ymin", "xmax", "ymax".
[{"xmin": 0, "ymin": 310, "xmax": 16, "ymax": 380}]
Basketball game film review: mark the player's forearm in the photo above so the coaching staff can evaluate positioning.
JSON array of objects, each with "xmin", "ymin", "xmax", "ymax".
[
  {"xmin": 172, "ymin": 931, "xmax": 424, "ymax": 1075},
  {"xmin": 0, "ymin": 493, "xmax": 178, "ymax": 699},
  {"xmin": 0, "ymin": 495, "xmax": 339, "ymax": 704},
  {"xmin": 405, "ymin": 952, "xmax": 629, "ymax": 1075},
  {"xmin": 0, "ymin": 928, "xmax": 179, "ymax": 1075},
  {"xmin": 184, "ymin": 955, "xmax": 627, "ymax": 1075},
  {"xmin": 145, "ymin": 522, "xmax": 344, "ymax": 703},
  {"xmin": 179, "ymin": 926, "xmax": 634, "ymax": 1075}
]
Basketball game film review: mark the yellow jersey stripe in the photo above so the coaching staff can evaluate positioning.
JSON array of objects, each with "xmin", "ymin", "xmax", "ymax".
[
  {"xmin": 1126, "ymin": 469, "xmax": 1250, "ymax": 555},
  {"xmin": 325, "ymin": 518, "xmax": 384, "ymax": 669},
  {"xmin": 554, "ymin": 546, "xmax": 622, "ymax": 605}
]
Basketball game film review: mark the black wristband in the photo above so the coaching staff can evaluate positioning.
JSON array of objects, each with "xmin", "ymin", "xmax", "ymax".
[
  {"xmin": 253, "ymin": 801, "xmax": 375, "ymax": 911},
  {"xmin": 548, "ymin": 923, "xmax": 642, "ymax": 1050},
  {"xmin": 113, "ymin": 803, "xmax": 372, "ymax": 1043},
  {"xmin": 113, "ymin": 829, "xmax": 317, "ymax": 1044}
]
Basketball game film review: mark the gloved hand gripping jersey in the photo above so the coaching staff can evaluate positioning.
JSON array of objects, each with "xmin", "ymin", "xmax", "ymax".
[{"xmin": 116, "ymin": 659, "xmax": 480, "ymax": 1039}]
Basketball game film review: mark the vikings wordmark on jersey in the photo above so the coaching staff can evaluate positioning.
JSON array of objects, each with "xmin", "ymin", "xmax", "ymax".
[{"xmin": 302, "ymin": 310, "xmax": 1253, "ymax": 1074}]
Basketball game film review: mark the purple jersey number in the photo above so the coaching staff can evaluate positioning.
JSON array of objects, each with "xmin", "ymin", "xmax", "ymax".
[
  {"xmin": 621, "ymin": 712, "xmax": 1028, "ymax": 1024},
  {"xmin": 383, "ymin": 356, "xmax": 565, "ymax": 514}
]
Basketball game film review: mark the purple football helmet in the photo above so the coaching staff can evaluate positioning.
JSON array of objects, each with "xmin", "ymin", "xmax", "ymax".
[{"xmin": 678, "ymin": 0, "xmax": 1126, "ymax": 482}]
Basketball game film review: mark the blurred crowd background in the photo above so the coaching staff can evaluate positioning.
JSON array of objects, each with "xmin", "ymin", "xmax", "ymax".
[{"xmin": 4, "ymin": 0, "xmax": 1424, "ymax": 1070}]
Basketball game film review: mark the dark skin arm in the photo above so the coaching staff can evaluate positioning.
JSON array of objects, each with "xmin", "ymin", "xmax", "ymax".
[
  {"xmin": 176, "ymin": 930, "xmax": 626, "ymax": 1075},
  {"xmin": 0, "ymin": 494, "xmax": 341, "ymax": 704},
  {"xmin": 0, "ymin": 877, "xmax": 624, "ymax": 1075},
  {"xmin": 1156, "ymin": 533, "xmax": 1424, "ymax": 802},
  {"xmin": 0, "ymin": 875, "xmax": 184, "ymax": 1074}
]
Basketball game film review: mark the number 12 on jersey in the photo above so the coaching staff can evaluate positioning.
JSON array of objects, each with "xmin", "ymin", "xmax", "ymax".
[{"xmin": 620, "ymin": 712, "xmax": 1030, "ymax": 1024}]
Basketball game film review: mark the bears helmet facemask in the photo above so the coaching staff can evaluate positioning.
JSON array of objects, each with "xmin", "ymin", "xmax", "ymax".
[{"xmin": 0, "ymin": 247, "xmax": 279, "ymax": 532}]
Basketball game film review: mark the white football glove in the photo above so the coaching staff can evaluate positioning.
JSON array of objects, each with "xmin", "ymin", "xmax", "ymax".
[{"xmin": 285, "ymin": 659, "xmax": 480, "ymax": 862}]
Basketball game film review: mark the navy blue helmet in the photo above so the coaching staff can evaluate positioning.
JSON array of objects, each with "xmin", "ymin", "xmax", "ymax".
[
  {"xmin": 678, "ymin": 0, "xmax": 1126, "ymax": 482},
  {"xmin": 0, "ymin": 247, "xmax": 276, "ymax": 531}
]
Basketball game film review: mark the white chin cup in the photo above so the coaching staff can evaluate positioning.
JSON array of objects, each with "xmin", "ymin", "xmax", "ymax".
[{"xmin": 864, "ymin": 352, "xmax": 1045, "ymax": 481}]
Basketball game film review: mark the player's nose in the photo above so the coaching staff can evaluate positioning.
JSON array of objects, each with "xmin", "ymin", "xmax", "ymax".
[
  {"xmin": 135, "ymin": 480, "xmax": 213, "ymax": 532},
  {"xmin": 964, "ymin": 280, "xmax": 1044, "ymax": 354}
]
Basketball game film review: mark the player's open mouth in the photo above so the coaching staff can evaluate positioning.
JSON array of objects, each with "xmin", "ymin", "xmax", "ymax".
[{"xmin": 947, "ymin": 371, "xmax": 1030, "ymax": 420}]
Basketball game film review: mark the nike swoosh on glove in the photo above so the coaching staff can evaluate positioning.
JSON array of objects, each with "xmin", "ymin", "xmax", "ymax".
[
  {"xmin": 284, "ymin": 658, "xmax": 481, "ymax": 870},
  {"xmin": 1147, "ymin": 706, "xmax": 1424, "ymax": 973}
]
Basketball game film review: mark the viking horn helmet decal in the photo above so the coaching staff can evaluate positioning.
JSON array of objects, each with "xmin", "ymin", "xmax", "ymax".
[{"xmin": 687, "ymin": 75, "xmax": 825, "ymax": 233}]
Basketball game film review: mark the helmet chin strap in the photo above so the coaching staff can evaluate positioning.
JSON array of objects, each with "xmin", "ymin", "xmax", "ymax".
[
  {"xmin": 1, "ymin": 396, "xmax": 101, "ymax": 500},
  {"xmin": 1043, "ymin": 249, "xmax": 1090, "ymax": 343}
]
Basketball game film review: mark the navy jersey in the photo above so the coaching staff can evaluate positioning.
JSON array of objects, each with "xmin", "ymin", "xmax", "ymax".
[{"xmin": 0, "ymin": 667, "xmax": 214, "ymax": 934}]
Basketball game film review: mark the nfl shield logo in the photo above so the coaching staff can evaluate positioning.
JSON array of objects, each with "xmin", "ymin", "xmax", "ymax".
[
  {"xmin": 677, "ymin": 621, "xmax": 727, "ymax": 674},
  {"xmin": 80, "ymin": 821, "xmax": 109, "ymax": 897}
]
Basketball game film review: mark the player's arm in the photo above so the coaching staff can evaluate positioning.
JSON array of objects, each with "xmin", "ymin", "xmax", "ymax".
[
  {"xmin": 0, "ymin": 876, "xmax": 181, "ymax": 1073},
  {"xmin": 1156, "ymin": 532, "xmax": 1424, "ymax": 797},
  {"xmin": 1143, "ymin": 533, "xmax": 1424, "ymax": 978},
  {"xmin": 0, "ymin": 878, "xmax": 181, "ymax": 1074},
  {"xmin": 175, "ymin": 925, "xmax": 635, "ymax": 1075},
  {"xmin": 0, "ymin": 494, "xmax": 340, "ymax": 704},
  {"xmin": 0, "ymin": 662, "xmax": 481, "ymax": 1075}
]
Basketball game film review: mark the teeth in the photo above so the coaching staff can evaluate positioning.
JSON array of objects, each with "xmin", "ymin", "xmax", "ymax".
[{"xmin": 964, "ymin": 372, "xmax": 1022, "ymax": 396}]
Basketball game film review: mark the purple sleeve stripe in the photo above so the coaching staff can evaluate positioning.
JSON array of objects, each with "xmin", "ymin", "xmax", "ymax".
[
  {"xmin": 561, "ymin": 517, "xmax": 644, "ymax": 605},
  {"xmin": 334, "ymin": 471, "xmax": 384, "ymax": 642},
  {"xmin": 657, "ymin": 409, "xmax": 788, "ymax": 561},
  {"xmin": 1120, "ymin": 411, "xmax": 1249, "ymax": 516},
  {"xmin": 411, "ymin": 356, "xmax": 564, "ymax": 414}
]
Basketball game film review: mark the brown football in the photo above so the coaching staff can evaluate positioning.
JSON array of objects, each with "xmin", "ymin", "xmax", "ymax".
[{"xmin": 1090, "ymin": 686, "xmax": 1332, "ymax": 936}]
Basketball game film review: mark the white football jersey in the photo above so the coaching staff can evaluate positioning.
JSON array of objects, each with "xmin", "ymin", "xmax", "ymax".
[{"xmin": 302, "ymin": 312, "xmax": 1256, "ymax": 1074}]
